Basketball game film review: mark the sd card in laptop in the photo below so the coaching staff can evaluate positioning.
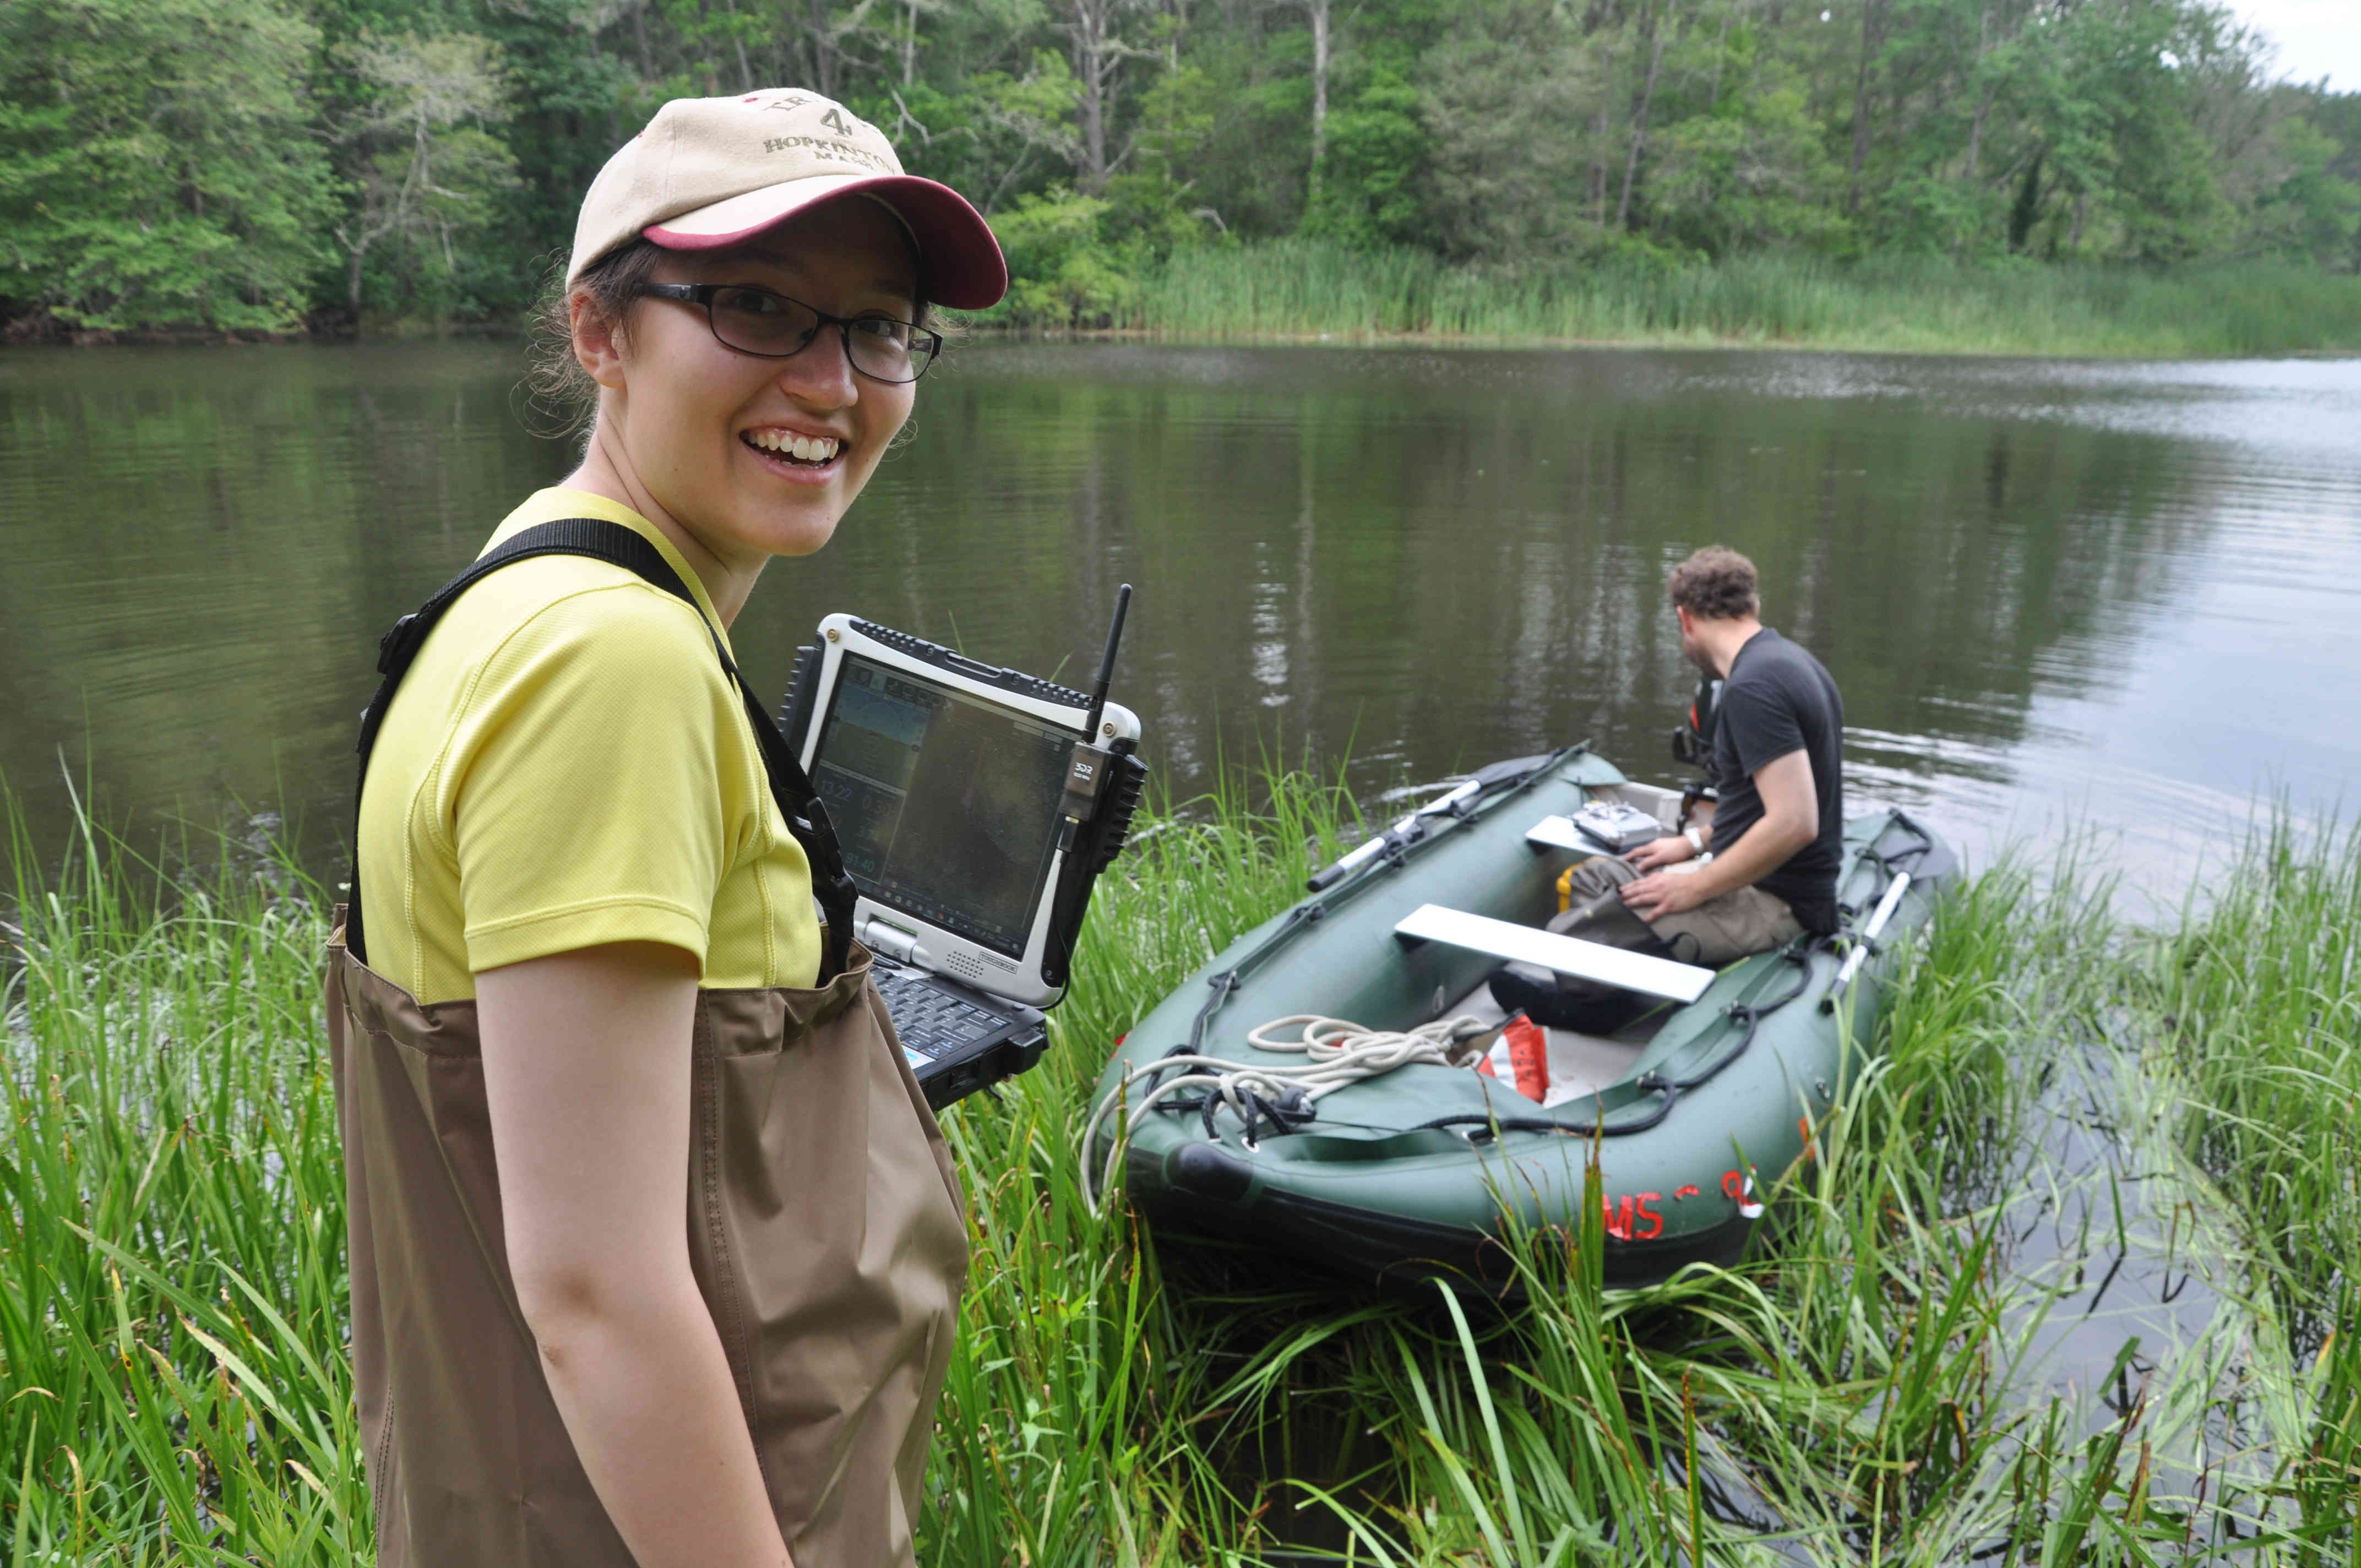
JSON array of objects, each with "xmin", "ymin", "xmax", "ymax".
[{"xmin": 778, "ymin": 608, "xmax": 1146, "ymax": 1110}]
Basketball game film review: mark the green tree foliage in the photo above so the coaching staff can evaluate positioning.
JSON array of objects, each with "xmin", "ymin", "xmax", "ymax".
[
  {"xmin": 2305, "ymin": 86, "xmax": 2361, "ymax": 270},
  {"xmin": 2251, "ymin": 113, "xmax": 2361, "ymax": 263},
  {"xmin": 1420, "ymin": 1, "xmax": 1607, "ymax": 260},
  {"xmin": 0, "ymin": 0, "xmax": 2354, "ymax": 334},
  {"xmin": 1302, "ymin": 72, "xmax": 1430, "ymax": 251},
  {"xmin": 1653, "ymin": 69, "xmax": 1847, "ymax": 258},
  {"xmin": 991, "ymin": 185, "xmax": 1136, "ymax": 319},
  {"xmin": 0, "ymin": 0, "xmax": 338, "ymax": 334},
  {"xmin": 332, "ymin": 31, "xmax": 523, "ymax": 320}
]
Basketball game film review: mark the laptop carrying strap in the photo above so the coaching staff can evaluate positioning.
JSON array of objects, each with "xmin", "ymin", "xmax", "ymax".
[{"xmin": 345, "ymin": 517, "xmax": 859, "ymax": 981}]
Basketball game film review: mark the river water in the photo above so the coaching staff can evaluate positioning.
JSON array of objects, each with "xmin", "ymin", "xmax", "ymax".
[{"xmin": 4, "ymin": 340, "xmax": 2357, "ymax": 901}]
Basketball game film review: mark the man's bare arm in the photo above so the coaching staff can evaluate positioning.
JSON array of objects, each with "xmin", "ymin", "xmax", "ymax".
[
  {"xmin": 477, "ymin": 943, "xmax": 795, "ymax": 1568},
  {"xmin": 1622, "ymin": 749, "xmax": 1816, "ymax": 918}
]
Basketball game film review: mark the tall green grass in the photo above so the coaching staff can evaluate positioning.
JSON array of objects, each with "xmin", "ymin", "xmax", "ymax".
[
  {"xmin": 2134, "ymin": 819, "xmax": 2361, "ymax": 1313},
  {"xmin": 1101, "ymin": 241, "xmax": 2361, "ymax": 359},
  {"xmin": 2, "ymin": 809, "xmax": 365, "ymax": 1564},
  {"xmin": 4, "ymin": 784, "xmax": 2357, "ymax": 1562},
  {"xmin": 2127, "ymin": 818, "xmax": 2361, "ymax": 1550}
]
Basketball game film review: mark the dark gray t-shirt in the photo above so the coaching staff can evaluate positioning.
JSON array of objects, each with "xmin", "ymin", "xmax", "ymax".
[{"xmin": 1707, "ymin": 628, "xmax": 1844, "ymax": 933}]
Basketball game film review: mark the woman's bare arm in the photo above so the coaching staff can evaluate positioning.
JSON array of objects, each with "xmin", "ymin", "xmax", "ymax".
[{"xmin": 477, "ymin": 942, "xmax": 794, "ymax": 1568}]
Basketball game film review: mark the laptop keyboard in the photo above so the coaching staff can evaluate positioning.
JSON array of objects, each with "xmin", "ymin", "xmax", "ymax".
[{"xmin": 874, "ymin": 968, "xmax": 1008, "ymax": 1065}]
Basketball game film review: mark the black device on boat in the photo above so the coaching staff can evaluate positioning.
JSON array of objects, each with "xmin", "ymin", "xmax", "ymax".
[
  {"xmin": 1671, "ymin": 674, "xmax": 1723, "ymax": 820},
  {"xmin": 777, "ymin": 590, "xmax": 1147, "ymax": 1109},
  {"xmin": 1669, "ymin": 675, "xmax": 1722, "ymax": 770}
]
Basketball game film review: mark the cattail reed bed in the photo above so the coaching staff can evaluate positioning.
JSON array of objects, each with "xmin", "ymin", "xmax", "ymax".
[
  {"xmin": 1069, "ymin": 243, "xmax": 2361, "ymax": 361},
  {"xmin": 3, "ymin": 785, "xmax": 2356, "ymax": 1564}
]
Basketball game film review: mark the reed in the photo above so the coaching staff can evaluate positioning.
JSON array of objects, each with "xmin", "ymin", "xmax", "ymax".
[
  {"xmin": 1102, "ymin": 242, "xmax": 2361, "ymax": 360},
  {"xmin": 4, "ymin": 784, "xmax": 2357, "ymax": 1562},
  {"xmin": 2133, "ymin": 818, "xmax": 2361, "ymax": 1310},
  {"xmin": 2125, "ymin": 816, "xmax": 2361, "ymax": 1555},
  {"xmin": 2, "ymin": 807, "xmax": 366, "ymax": 1564}
]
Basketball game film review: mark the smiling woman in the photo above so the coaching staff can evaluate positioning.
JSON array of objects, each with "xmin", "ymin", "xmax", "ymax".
[
  {"xmin": 329, "ymin": 89, "xmax": 1005, "ymax": 1568},
  {"xmin": 568, "ymin": 201, "xmax": 924, "ymax": 580}
]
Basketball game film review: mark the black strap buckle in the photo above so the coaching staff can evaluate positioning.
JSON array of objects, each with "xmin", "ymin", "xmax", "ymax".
[{"xmin": 376, "ymin": 612, "xmax": 420, "ymax": 675}]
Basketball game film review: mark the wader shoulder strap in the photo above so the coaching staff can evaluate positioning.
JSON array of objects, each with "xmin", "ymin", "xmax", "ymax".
[{"xmin": 345, "ymin": 517, "xmax": 860, "ymax": 981}]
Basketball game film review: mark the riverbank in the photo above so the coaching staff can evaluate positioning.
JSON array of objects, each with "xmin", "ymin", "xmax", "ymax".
[
  {"xmin": 13, "ymin": 249, "xmax": 2360, "ymax": 361},
  {"xmin": 6, "ymin": 783, "xmax": 2357, "ymax": 1561},
  {"xmin": 998, "ymin": 243, "xmax": 2361, "ymax": 360}
]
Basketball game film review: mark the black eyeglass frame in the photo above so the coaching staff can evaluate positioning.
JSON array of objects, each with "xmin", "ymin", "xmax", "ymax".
[{"xmin": 635, "ymin": 282, "xmax": 943, "ymax": 384}]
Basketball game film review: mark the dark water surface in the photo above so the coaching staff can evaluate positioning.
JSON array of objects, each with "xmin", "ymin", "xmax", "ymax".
[{"xmin": 4, "ymin": 340, "xmax": 2356, "ymax": 898}]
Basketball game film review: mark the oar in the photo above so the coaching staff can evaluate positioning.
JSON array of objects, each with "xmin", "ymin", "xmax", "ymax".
[
  {"xmin": 1821, "ymin": 869, "xmax": 1912, "ymax": 1012},
  {"xmin": 1305, "ymin": 752, "xmax": 1559, "ymax": 892}
]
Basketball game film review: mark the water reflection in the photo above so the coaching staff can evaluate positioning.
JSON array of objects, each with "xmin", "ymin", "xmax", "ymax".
[{"xmin": 2, "ymin": 341, "xmax": 2357, "ymax": 904}]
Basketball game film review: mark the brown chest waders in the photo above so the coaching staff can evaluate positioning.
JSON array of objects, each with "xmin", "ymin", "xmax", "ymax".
[{"xmin": 330, "ymin": 519, "xmax": 969, "ymax": 1566}]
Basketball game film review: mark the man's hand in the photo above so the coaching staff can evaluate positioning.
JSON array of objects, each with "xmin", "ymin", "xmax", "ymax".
[
  {"xmin": 1622, "ymin": 750, "xmax": 1816, "ymax": 921},
  {"xmin": 1620, "ymin": 868, "xmax": 1707, "ymax": 920},
  {"xmin": 1624, "ymin": 835, "xmax": 1695, "ymax": 873}
]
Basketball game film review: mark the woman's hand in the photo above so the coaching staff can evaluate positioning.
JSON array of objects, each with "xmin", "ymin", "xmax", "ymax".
[
  {"xmin": 1624, "ymin": 834, "xmax": 1696, "ymax": 872},
  {"xmin": 478, "ymin": 942, "xmax": 796, "ymax": 1568}
]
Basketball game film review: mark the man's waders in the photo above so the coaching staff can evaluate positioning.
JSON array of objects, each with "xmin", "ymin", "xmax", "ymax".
[{"xmin": 329, "ymin": 520, "xmax": 968, "ymax": 1565}]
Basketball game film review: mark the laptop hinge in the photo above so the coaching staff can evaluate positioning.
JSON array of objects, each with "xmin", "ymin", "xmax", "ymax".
[{"xmin": 858, "ymin": 916, "xmax": 919, "ymax": 965}]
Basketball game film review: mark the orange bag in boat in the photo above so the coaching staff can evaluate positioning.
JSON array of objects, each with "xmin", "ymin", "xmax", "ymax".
[{"xmin": 1504, "ymin": 1011, "xmax": 1550, "ymax": 1102}]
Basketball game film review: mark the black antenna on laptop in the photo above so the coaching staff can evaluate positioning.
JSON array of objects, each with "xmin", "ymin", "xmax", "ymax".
[
  {"xmin": 1058, "ymin": 584, "xmax": 1135, "ymax": 852},
  {"xmin": 1043, "ymin": 584, "xmax": 1150, "ymax": 988},
  {"xmin": 1082, "ymin": 583, "xmax": 1132, "ymax": 739}
]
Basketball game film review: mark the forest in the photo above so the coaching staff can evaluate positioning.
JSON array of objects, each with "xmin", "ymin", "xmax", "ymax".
[{"xmin": 2, "ymin": 0, "xmax": 2358, "ymax": 337}]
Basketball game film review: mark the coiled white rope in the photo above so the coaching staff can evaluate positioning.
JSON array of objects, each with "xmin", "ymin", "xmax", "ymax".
[{"xmin": 1081, "ymin": 1013, "xmax": 1489, "ymax": 1217}]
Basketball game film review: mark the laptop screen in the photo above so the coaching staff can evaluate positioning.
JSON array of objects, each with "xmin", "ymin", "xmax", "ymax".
[{"xmin": 809, "ymin": 652, "xmax": 1079, "ymax": 958}]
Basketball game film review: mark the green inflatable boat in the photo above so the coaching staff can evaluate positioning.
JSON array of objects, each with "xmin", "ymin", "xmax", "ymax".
[{"xmin": 1085, "ymin": 747, "xmax": 1956, "ymax": 1289}]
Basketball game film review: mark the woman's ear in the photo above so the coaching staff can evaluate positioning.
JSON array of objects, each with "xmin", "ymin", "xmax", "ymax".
[{"xmin": 570, "ymin": 291, "xmax": 628, "ymax": 393}]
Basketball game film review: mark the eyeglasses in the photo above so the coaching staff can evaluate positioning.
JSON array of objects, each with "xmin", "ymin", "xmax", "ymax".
[{"xmin": 636, "ymin": 283, "xmax": 942, "ymax": 383}]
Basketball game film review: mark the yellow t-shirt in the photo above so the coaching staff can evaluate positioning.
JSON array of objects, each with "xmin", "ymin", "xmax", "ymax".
[{"xmin": 356, "ymin": 488, "xmax": 822, "ymax": 1003}]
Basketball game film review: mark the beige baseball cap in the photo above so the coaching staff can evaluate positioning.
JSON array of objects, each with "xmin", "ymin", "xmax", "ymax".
[{"xmin": 568, "ymin": 88, "xmax": 1007, "ymax": 309}]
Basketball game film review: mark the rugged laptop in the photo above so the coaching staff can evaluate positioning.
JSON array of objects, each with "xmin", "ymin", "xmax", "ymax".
[{"xmin": 779, "ymin": 609, "xmax": 1145, "ymax": 1110}]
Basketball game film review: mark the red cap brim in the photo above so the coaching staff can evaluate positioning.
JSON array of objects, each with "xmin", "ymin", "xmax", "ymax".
[{"xmin": 644, "ymin": 173, "xmax": 1007, "ymax": 310}]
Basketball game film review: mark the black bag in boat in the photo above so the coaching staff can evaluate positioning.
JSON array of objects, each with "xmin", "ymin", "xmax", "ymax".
[{"xmin": 1486, "ymin": 891, "xmax": 1695, "ymax": 1035}]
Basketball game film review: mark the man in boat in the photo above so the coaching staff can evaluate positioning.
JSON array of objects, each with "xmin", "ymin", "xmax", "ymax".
[{"xmin": 1494, "ymin": 545, "xmax": 1844, "ymax": 1031}]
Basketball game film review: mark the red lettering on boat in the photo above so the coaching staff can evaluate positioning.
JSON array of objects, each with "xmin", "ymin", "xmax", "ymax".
[
  {"xmin": 1673, "ymin": 1184, "xmax": 1700, "ymax": 1200},
  {"xmin": 1634, "ymin": 1193, "xmax": 1664, "ymax": 1240}
]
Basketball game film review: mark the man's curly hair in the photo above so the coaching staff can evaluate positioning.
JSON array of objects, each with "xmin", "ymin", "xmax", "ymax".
[{"xmin": 1668, "ymin": 546, "xmax": 1760, "ymax": 620}]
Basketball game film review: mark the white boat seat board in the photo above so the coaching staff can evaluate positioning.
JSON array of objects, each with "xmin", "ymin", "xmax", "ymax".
[{"xmin": 1394, "ymin": 903, "xmax": 1715, "ymax": 1004}]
